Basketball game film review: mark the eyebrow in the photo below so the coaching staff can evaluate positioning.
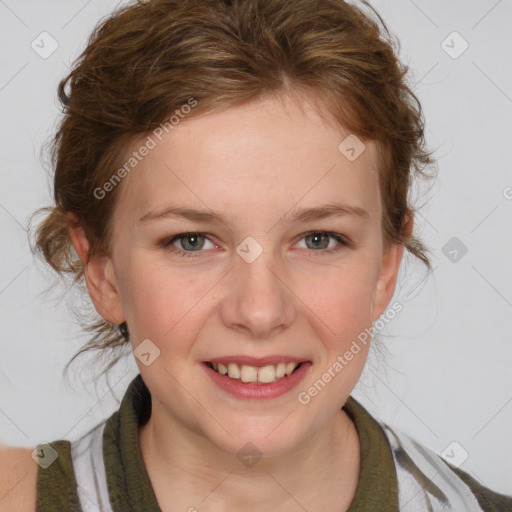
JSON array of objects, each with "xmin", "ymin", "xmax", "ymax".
[{"xmin": 138, "ymin": 202, "xmax": 370, "ymax": 225}]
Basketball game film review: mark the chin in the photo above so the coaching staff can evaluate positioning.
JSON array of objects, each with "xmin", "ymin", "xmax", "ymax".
[{"xmin": 204, "ymin": 417, "xmax": 306, "ymax": 462}]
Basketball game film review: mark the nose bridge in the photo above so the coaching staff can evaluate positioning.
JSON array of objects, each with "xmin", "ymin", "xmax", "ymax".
[{"xmin": 221, "ymin": 237, "xmax": 296, "ymax": 338}]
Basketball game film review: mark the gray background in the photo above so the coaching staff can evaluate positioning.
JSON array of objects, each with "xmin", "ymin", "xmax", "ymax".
[{"xmin": 1, "ymin": 0, "xmax": 511, "ymax": 495}]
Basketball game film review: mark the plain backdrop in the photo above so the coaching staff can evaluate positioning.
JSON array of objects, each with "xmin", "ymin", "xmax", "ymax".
[{"xmin": 1, "ymin": 0, "xmax": 511, "ymax": 496}]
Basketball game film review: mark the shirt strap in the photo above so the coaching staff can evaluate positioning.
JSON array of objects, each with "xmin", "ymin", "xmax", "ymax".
[
  {"xmin": 70, "ymin": 421, "xmax": 113, "ymax": 512},
  {"xmin": 380, "ymin": 422, "xmax": 486, "ymax": 511}
]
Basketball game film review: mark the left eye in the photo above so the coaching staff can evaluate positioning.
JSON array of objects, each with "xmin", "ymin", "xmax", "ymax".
[
  {"xmin": 161, "ymin": 231, "xmax": 351, "ymax": 258},
  {"xmin": 296, "ymin": 231, "xmax": 350, "ymax": 252}
]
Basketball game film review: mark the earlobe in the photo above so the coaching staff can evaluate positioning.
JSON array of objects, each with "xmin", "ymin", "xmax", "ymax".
[{"xmin": 66, "ymin": 215, "xmax": 125, "ymax": 325}]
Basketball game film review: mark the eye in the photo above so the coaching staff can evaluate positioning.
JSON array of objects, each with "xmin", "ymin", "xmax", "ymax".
[
  {"xmin": 161, "ymin": 232, "xmax": 217, "ymax": 258},
  {"xmin": 295, "ymin": 231, "xmax": 352, "ymax": 255}
]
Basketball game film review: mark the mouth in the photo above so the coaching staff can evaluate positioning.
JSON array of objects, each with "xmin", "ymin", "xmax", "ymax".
[{"xmin": 204, "ymin": 360, "xmax": 304, "ymax": 385}]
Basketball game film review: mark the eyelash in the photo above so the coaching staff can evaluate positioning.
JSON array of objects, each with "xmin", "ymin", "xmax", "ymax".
[{"xmin": 160, "ymin": 231, "xmax": 352, "ymax": 259}]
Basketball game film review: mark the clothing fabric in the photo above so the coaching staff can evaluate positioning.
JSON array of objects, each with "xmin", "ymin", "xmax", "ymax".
[{"xmin": 36, "ymin": 374, "xmax": 512, "ymax": 511}]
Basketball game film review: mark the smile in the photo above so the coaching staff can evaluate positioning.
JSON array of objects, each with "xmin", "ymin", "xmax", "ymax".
[
  {"xmin": 202, "ymin": 359, "xmax": 312, "ymax": 399},
  {"xmin": 205, "ymin": 361, "xmax": 302, "ymax": 385}
]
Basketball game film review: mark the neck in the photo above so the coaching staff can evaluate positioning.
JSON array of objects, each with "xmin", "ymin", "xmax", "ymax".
[{"xmin": 138, "ymin": 405, "xmax": 360, "ymax": 511}]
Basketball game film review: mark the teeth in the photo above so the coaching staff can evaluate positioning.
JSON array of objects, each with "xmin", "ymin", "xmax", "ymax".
[
  {"xmin": 258, "ymin": 365, "xmax": 276, "ymax": 383},
  {"xmin": 210, "ymin": 361, "xmax": 301, "ymax": 384},
  {"xmin": 275, "ymin": 362, "xmax": 286, "ymax": 379},
  {"xmin": 285, "ymin": 362, "xmax": 298, "ymax": 376},
  {"xmin": 240, "ymin": 365, "xmax": 258, "ymax": 383},
  {"xmin": 227, "ymin": 363, "xmax": 241, "ymax": 379}
]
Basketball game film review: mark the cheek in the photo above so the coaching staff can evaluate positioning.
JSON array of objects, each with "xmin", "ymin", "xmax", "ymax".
[
  {"xmin": 303, "ymin": 263, "xmax": 377, "ymax": 340},
  {"xmin": 306, "ymin": 270, "xmax": 376, "ymax": 389},
  {"xmin": 116, "ymin": 256, "xmax": 215, "ymax": 342}
]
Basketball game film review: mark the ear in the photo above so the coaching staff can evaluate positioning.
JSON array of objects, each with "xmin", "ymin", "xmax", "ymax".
[
  {"xmin": 66, "ymin": 214, "xmax": 125, "ymax": 325},
  {"xmin": 371, "ymin": 213, "xmax": 413, "ymax": 322}
]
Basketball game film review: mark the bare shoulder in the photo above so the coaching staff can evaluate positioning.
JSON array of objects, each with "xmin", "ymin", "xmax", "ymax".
[{"xmin": 0, "ymin": 446, "xmax": 37, "ymax": 512}]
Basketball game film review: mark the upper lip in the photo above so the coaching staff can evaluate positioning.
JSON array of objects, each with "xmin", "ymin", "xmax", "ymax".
[{"xmin": 205, "ymin": 355, "xmax": 310, "ymax": 367}]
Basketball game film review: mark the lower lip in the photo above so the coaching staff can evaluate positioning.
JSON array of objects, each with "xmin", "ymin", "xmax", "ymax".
[{"xmin": 202, "ymin": 361, "xmax": 312, "ymax": 399}]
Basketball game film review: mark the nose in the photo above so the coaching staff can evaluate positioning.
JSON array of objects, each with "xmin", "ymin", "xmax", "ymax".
[{"xmin": 219, "ymin": 245, "xmax": 297, "ymax": 340}]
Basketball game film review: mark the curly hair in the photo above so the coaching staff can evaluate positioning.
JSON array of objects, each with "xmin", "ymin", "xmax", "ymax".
[{"xmin": 31, "ymin": 0, "xmax": 436, "ymax": 379}]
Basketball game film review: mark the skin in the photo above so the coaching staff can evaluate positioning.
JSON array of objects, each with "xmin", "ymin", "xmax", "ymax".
[{"xmin": 68, "ymin": 89, "xmax": 411, "ymax": 511}]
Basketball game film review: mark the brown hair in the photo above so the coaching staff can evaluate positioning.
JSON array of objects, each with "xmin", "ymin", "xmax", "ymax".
[{"xmin": 31, "ymin": 0, "xmax": 436, "ymax": 379}]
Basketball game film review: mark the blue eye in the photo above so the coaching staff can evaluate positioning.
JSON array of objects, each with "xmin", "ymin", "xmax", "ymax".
[
  {"xmin": 161, "ymin": 232, "xmax": 215, "ymax": 258},
  {"xmin": 297, "ymin": 231, "xmax": 351, "ymax": 254},
  {"xmin": 161, "ymin": 231, "xmax": 351, "ymax": 258}
]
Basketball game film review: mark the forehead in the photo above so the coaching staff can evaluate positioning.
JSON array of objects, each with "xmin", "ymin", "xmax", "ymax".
[{"xmin": 114, "ymin": 91, "xmax": 381, "ymax": 227}]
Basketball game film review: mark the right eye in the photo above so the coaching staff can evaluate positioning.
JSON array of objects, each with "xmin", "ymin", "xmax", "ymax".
[{"xmin": 161, "ymin": 232, "xmax": 217, "ymax": 258}]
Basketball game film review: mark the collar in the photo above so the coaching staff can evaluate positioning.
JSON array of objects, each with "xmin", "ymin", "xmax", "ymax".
[{"xmin": 103, "ymin": 374, "xmax": 399, "ymax": 511}]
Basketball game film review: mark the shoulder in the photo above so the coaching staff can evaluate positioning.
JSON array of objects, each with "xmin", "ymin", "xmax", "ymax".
[
  {"xmin": 377, "ymin": 423, "xmax": 512, "ymax": 512},
  {"xmin": 0, "ymin": 446, "xmax": 37, "ymax": 512},
  {"xmin": 443, "ymin": 462, "xmax": 512, "ymax": 512},
  {"xmin": 1, "ymin": 439, "xmax": 82, "ymax": 512}
]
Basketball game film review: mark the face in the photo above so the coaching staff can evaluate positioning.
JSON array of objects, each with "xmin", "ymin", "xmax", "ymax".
[{"xmin": 73, "ymin": 90, "xmax": 405, "ymax": 459}]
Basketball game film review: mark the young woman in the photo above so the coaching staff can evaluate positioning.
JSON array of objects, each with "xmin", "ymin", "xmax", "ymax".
[{"xmin": 1, "ymin": 0, "xmax": 510, "ymax": 510}]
